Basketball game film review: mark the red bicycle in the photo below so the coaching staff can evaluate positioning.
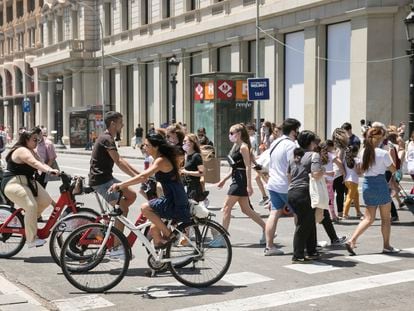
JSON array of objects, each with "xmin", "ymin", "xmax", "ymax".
[{"xmin": 0, "ymin": 172, "xmax": 99, "ymax": 258}]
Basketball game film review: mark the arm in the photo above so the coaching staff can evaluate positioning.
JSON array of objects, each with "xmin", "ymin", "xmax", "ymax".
[
  {"xmin": 217, "ymin": 170, "xmax": 232, "ymax": 189},
  {"xmin": 310, "ymin": 153, "xmax": 325, "ymax": 180},
  {"xmin": 108, "ymin": 149, "xmax": 140, "ymax": 177},
  {"xmin": 240, "ymin": 144, "xmax": 253, "ymax": 195},
  {"xmin": 46, "ymin": 142, "xmax": 57, "ymax": 166},
  {"xmin": 17, "ymin": 148, "xmax": 58, "ymax": 174},
  {"xmin": 333, "ymin": 156, "xmax": 346, "ymax": 177}
]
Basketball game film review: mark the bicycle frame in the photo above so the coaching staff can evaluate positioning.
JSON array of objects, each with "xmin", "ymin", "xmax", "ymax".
[{"xmin": 0, "ymin": 174, "xmax": 89, "ymax": 240}]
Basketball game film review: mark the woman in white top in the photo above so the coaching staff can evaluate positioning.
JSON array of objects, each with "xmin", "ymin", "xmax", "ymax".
[{"xmin": 345, "ymin": 127, "xmax": 400, "ymax": 255}]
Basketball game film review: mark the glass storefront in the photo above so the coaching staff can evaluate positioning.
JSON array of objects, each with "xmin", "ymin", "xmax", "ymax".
[{"xmin": 191, "ymin": 73, "xmax": 254, "ymax": 158}]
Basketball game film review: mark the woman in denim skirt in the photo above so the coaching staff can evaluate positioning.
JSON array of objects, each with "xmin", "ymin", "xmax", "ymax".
[{"xmin": 345, "ymin": 127, "xmax": 400, "ymax": 255}]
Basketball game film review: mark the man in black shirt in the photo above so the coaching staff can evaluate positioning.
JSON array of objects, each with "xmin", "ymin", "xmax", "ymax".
[
  {"xmin": 89, "ymin": 111, "xmax": 139, "ymax": 232},
  {"xmin": 342, "ymin": 122, "xmax": 361, "ymax": 148},
  {"xmin": 134, "ymin": 124, "xmax": 143, "ymax": 149}
]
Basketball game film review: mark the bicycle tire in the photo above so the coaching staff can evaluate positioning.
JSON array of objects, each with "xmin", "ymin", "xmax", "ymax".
[
  {"xmin": 0, "ymin": 206, "xmax": 26, "ymax": 258},
  {"xmin": 167, "ymin": 219, "xmax": 232, "ymax": 288},
  {"xmin": 60, "ymin": 223, "xmax": 130, "ymax": 293},
  {"xmin": 49, "ymin": 213, "xmax": 97, "ymax": 266}
]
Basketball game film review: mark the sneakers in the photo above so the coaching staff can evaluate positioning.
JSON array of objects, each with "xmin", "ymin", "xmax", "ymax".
[
  {"xmin": 382, "ymin": 246, "xmax": 401, "ymax": 254},
  {"xmin": 259, "ymin": 196, "xmax": 270, "ymax": 206},
  {"xmin": 264, "ymin": 246, "xmax": 284, "ymax": 256},
  {"xmin": 27, "ymin": 238, "xmax": 47, "ymax": 248},
  {"xmin": 209, "ymin": 237, "xmax": 226, "ymax": 248},
  {"xmin": 391, "ymin": 216, "xmax": 399, "ymax": 223},
  {"xmin": 259, "ymin": 232, "xmax": 266, "ymax": 245},
  {"xmin": 292, "ymin": 257, "xmax": 313, "ymax": 264},
  {"xmin": 306, "ymin": 252, "xmax": 322, "ymax": 260},
  {"xmin": 331, "ymin": 236, "xmax": 347, "ymax": 246}
]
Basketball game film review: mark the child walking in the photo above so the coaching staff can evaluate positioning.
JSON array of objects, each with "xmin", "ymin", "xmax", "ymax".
[{"xmin": 343, "ymin": 145, "xmax": 363, "ymax": 219}]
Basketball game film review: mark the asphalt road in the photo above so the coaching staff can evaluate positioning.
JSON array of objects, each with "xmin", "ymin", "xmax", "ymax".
[{"xmin": 0, "ymin": 153, "xmax": 413, "ymax": 311}]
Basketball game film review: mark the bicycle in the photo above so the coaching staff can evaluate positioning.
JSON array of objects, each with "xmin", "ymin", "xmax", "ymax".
[
  {"xmin": 60, "ymin": 193, "xmax": 232, "ymax": 293},
  {"xmin": 0, "ymin": 172, "xmax": 100, "ymax": 258}
]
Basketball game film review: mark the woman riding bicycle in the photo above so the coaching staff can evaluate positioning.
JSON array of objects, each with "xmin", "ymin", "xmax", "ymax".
[
  {"xmin": 110, "ymin": 133, "xmax": 190, "ymax": 249},
  {"xmin": 1, "ymin": 127, "xmax": 59, "ymax": 248}
]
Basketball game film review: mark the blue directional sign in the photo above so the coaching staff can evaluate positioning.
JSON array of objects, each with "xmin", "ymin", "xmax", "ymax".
[
  {"xmin": 23, "ymin": 99, "xmax": 31, "ymax": 113},
  {"xmin": 247, "ymin": 78, "xmax": 270, "ymax": 101}
]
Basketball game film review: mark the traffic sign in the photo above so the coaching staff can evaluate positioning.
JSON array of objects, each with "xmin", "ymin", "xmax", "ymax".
[
  {"xmin": 23, "ymin": 99, "xmax": 31, "ymax": 113},
  {"xmin": 247, "ymin": 78, "xmax": 270, "ymax": 101}
]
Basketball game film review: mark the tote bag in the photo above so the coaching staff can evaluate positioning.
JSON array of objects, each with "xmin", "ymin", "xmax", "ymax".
[{"xmin": 309, "ymin": 173, "xmax": 329, "ymax": 210}]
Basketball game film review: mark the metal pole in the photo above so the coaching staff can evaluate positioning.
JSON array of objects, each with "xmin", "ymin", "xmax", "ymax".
[
  {"xmin": 255, "ymin": 0, "xmax": 261, "ymax": 153},
  {"xmin": 171, "ymin": 74, "xmax": 177, "ymax": 124},
  {"xmin": 409, "ymin": 43, "xmax": 414, "ymax": 137}
]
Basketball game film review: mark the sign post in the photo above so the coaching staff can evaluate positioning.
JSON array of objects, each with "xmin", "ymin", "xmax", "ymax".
[{"xmin": 22, "ymin": 98, "xmax": 31, "ymax": 113}]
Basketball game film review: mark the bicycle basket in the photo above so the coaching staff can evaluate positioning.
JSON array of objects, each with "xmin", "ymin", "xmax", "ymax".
[{"xmin": 189, "ymin": 200, "xmax": 209, "ymax": 218}]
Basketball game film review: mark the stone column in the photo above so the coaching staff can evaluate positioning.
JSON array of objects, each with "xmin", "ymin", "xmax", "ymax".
[
  {"xmin": 264, "ymin": 29, "xmax": 278, "ymax": 122},
  {"xmin": 200, "ymin": 43, "xmax": 216, "ymax": 73},
  {"xmin": 229, "ymin": 37, "xmax": 241, "ymax": 72},
  {"xmin": 47, "ymin": 76, "xmax": 56, "ymax": 135},
  {"xmin": 63, "ymin": 72, "xmax": 72, "ymax": 139},
  {"xmin": 153, "ymin": 55, "xmax": 167, "ymax": 127},
  {"xmin": 39, "ymin": 76, "xmax": 48, "ymax": 127},
  {"xmin": 274, "ymin": 32, "xmax": 285, "ymax": 125},
  {"xmin": 174, "ymin": 49, "xmax": 187, "ymax": 125},
  {"xmin": 72, "ymin": 69, "xmax": 82, "ymax": 107}
]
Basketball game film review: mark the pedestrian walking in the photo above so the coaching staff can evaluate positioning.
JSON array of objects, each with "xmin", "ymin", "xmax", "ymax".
[
  {"xmin": 35, "ymin": 128, "xmax": 57, "ymax": 189},
  {"xmin": 342, "ymin": 122, "xmax": 361, "ymax": 148},
  {"xmin": 345, "ymin": 126, "xmax": 400, "ymax": 256},
  {"xmin": 287, "ymin": 130, "xmax": 322, "ymax": 263},
  {"xmin": 215, "ymin": 123, "xmax": 266, "ymax": 247},
  {"xmin": 343, "ymin": 145, "xmax": 363, "ymax": 219},
  {"xmin": 332, "ymin": 128, "xmax": 348, "ymax": 220},
  {"xmin": 134, "ymin": 124, "xmax": 143, "ymax": 149},
  {"xmin": 197, "ymin": 127, "xmax": 214, "ymax": 147},
  {"xmin": 263, "ymin": 118, "xmax": 301, "ymax": 256}
]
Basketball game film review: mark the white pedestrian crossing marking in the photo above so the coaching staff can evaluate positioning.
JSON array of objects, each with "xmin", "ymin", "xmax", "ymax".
[
  {"xmin": 221, "ymin": 272, "xmax": 273, "ymax": 286},
  {"xmin": 53, "ymin": 295, "xmax": 114, "ymax": 311},
  {"xmin": 173, "ymin": 269, "xmax": 414, "ymax": 311},
  {"xmin": 345, "ymin": 254, "xmax": 401, "ymax": 264},
  {"xmin": 403, "ymin": 248, "xmax": 414, "ymax": 254},
  {"xmin": 285, "ymin": 262, "xmax": 342, "ymax": 274},
  {"xmin": 137, "ymin": 282, "xmax": 202, "ymax": 298}
]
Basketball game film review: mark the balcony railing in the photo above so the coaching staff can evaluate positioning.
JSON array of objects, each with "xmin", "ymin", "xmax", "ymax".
[{"xmin": 39, "ymin": 39, "xmax": 85, "ymax": 55}]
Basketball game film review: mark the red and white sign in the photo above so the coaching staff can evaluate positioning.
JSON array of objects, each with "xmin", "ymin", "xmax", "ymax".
[
  {"xmin": 217, "ymin": 80, "xmax": 234, "ymax": 100},
  {"xmin": 194, "ymin": 82, "xmax": 204, "ymax": 100}
]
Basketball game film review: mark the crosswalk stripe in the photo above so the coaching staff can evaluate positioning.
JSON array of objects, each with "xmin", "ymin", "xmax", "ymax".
[{"xmin": 174, "ymin": 269, "xmax": 414, "ymax": 311}]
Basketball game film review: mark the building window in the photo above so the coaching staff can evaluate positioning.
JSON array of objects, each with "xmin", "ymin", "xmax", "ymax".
[
  {"xmin": 217, "ymin": 46, "xmax": 231, "ymax": 72},
  {"xmin": 0, "ymin": 41, "xmax": 4, "ymax": 57},
  {"xmin": 141, "ymin": 0, "xmax": 149, "ymax": 25},
  {"xmin": 109, "ymin": 68, "xmax": 116, "ymax": 112},
  {"xmin": 284, "ymin": 31, "xmax": 305, "ymax": 126},
  {"xmin": 57, "ymin": 16, "xmax": 63, "ymax": 42},
  {"xmin": 28, "ymin": 0, "xmax": 36, "ymax": 12},
  {"xmin": 104, "ymin": 2, "xmax": 113, "ymax": 36},
  {"xmin": 145, "ymin": 62, "xmax": 154, "ymax": 128},
  {"xmin": 40, "ymin": 24, "xmax": 44, "ymax": 46},
  {"xmin": 16, "ymin": 1, "xmax": 24, "ymax": 18},
  {"xmin": 162, "ymin": 0, "xmax": 171, "ymax": 19},
  {"xmin": 0, "ymin": 10, "xmax": 3, "ymax": 26},
  {"xmin": 190, "ymin": 51, "xmax": 202, "ymax": 74},
  {"xmin": 326, "ymin": 22, "xmax": 351, "ymax": 136},
  {"xmin": 248, "ymin": 39, "xmax": 265, "ymax": 75},
  {"xmin": 15, "ymin": 67, "xmax": 23, "ymax": 95},
  {"xmin": 17, "ymin": 33, "xmax": 24, "ymax": 51},
  {"xmin": 48, "ymin": 21, "xmax": 54, "ymax": 45},
  {"xmin": 121, "ymin": 0, "xmax": 131, "ymax": 31},
  {"xmin": 72, "ymin": 10, "xmax": 79, "ymax": 39},
  {"xmin": 6, "ymin": 5, "xmax": 12, "ymax": 23},
  {"xmin": 7, "ymin": 37, "xmax": 13, "ymax": 55}
]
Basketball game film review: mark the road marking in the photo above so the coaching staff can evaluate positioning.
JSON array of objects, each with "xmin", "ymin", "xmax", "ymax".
[
  {"xmin": 0, "ymin": 274, "xmax": 41, "ymax": 306},
  {"xmin": 285, "ymin": 262, "xmax": 342, "ymax": 274},
  {"xmin": 404, "ymin": 248, "xmax": 414, "ymax": 254},
  {"xmin": 52, "ymin": 295, "xmax": 114, "ymax": 311},
  {"xmin": 174, "ymin": 269, "xmax": 414, "ymax": 311},
  {"xmin": 137, "ymin": 282, "xmax": 202, "ymax": 298},
  {"xmin": 345, "ymin": 254, "xmax": 401, "ymax": 264},
  {"xmin": 221, "ymin": 272, "xmax": 273, "ymax": 286}
]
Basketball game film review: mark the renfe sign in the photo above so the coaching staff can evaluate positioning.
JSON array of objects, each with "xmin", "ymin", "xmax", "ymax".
[{"xmin": 247, "ymin": 78, "xmax": 270, "ymax": 101}]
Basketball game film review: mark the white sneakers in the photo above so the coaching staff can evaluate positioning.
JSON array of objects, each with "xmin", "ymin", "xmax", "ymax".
[{"xmin": 27, "ymin": 238, "xmax": 47, "ymax": 248}]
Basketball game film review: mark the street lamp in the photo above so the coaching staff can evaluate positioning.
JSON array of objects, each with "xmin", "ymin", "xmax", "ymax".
[
  {"xmin": 55, "ymin": 77, "xmax": 65, "ymax": 148},
  {"xmin": 168, "ymin": 55, "xmax": 180, "ymax": 124},
  {"xmin": 404, "ymin": 4, "xmax": 414, "ymax": 137}
]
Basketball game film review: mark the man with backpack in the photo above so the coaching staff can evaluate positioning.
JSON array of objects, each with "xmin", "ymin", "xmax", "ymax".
[{"xmin": 263, "ymin": 118, "xmax": 301, "ymax": 256}]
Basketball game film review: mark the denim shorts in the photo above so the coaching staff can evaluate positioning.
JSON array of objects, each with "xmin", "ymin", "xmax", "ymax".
[
  {"xmin": 362, "ymin": 174, "xmax": 391, "ymax": 206},
  {"xmin": 92, "ymin": 178, "xmax": 121, "ymax": 203},
  {"xmin": 269, "ymin": 190, "xmax": 288, "ymax": 210}
]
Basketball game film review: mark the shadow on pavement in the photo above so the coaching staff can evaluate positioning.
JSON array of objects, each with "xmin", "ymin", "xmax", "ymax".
[{"xmin": 24, "ymin": 256, "xmax": 56, "ymax": 264}]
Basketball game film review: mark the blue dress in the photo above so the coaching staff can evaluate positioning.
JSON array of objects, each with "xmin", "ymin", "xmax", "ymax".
[{"xmin": 149, "ymin": 170, "xmax": 191, "ymax": 222}]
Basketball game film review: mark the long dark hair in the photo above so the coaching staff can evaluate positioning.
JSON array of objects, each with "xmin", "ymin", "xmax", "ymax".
[
  {"xmin": 6, "ymin": 127, "xmax": 41, "ymax": 162},
  {"xmin": 345, "ymin": 145, "xmax": 359, "ymax": 169},
  {"xmin": 146, "ymin": 133, "xmax": 181, "ymax": 181},
  {"xmin": 319, "ymin": 139, "xmax": 334, "ymax": 165},
  {"xmin": 362, "ymin": 127, "xmax": 385, "ymax": 172}
]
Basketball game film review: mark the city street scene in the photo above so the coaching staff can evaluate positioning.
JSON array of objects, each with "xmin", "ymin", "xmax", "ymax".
[{"xmin": 1, "ymin": 0, "xmax": 414, "ymax": 310}]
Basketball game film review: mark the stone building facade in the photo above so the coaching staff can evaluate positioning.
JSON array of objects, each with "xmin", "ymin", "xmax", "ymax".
[{"xmin": 2, "ymin": 0, "xmax": 413, "ymax": 146}]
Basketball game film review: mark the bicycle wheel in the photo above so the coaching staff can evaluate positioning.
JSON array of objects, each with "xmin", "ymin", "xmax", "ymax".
[
  {"xmin": 0, "ymin": 206, "xmax": 26, "ymax": 258},
  {"xmin": 49, "ymin": 214, "xmax": 97, "ymax": 266},
  {"xmin": 167, "ymin": 219, "xmax": 232, "ymax": 288},
  {"xmin": 60, "ymin": 223, "xmax": 130, "ymax": 293}
]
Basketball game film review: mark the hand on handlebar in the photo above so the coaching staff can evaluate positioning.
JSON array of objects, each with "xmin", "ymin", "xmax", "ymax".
[
  {"xmin": 108, "ymin": 183, "xmax": 121, "ymax": 193},
  {"xmin": 49, "ymin": 169, "xmax": 60, "ymax": 176}
]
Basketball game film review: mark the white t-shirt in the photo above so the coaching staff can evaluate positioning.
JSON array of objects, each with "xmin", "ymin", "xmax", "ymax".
[
  {"xmin": 364, "ymin": 148, "xmax": 393, "ymax": 176},
  {"xmin": 267, "ymin": 135, "xmax": 296, "ymax": 193},
  {"xmin": 345, "ymin": 157, "xmax": 360, "ymax": 183},
  {"xmin": 323, "ymin": 152, "xmax": 335, "ymax": 182},
  {"xmin": 406, "ymin": 141, "xmax": 414, "ymax": 174}
]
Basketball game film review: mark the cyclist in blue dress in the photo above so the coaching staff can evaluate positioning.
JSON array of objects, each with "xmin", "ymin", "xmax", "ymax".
[{"xmin": 110, "ymin": 133, "xmax": 190, "ymax": 248}]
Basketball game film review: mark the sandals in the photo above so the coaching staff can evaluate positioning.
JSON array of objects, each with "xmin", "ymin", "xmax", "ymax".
[{"xmin": 345, "ymin": 241, "xmax": 356, "ymax": 256}]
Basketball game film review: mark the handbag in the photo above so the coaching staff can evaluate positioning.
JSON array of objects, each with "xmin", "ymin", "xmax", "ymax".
[
  {"xmin": 309, "ymin": 173, "xmax": 329, "ymax": 209},
  {"xmin": 255, "ymin": 138, "xmax": 288, "ymax": 173},
  {"xmin": 45, "ymin": 160, "xmax": 60, "ymax": 182}
]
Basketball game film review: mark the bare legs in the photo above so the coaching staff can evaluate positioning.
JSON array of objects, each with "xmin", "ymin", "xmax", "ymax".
[{"xmin": 265, "ymin": 209, "xmax": 284, "ymax": 248}]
